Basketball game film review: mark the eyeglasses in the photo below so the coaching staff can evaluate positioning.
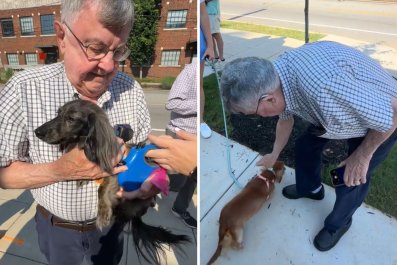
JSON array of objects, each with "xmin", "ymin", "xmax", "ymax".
[
  {"xmin": 63, "ymin": 23, "xmax": 131, "ymax": 62},
  {"xmin": 237, "ymin": 94, "xmax": 268, "ymax": 118}
]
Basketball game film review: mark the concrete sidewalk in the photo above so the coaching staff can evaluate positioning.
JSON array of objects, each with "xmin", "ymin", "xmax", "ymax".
[
  {"xmin": 0, "ymin": 188, "xmax": 197, "ymax": 265},
  {"xmin": 204, "ymin": 28, "xmax": 397, "ymax": 77},
  {"xmin": 200, "ymin": 132, "xmax": 397, "ymax": 265}
]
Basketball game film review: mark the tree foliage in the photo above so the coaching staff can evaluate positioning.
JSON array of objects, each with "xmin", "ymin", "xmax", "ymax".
[{"xmin": 128, "ymin": 0, "xmax": 160, "ymax": 66}]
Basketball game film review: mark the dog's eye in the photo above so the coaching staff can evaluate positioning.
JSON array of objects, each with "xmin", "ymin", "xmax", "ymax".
[{"xmin": 65, "ymin": 116, "xmax": 75, "ymax": 124}]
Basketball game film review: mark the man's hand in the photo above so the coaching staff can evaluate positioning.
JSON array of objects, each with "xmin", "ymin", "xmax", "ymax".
[
  {"xmin": 256, "ymin": 153, "xmax": 278, "ymax": 169},
  {"xmin": 145, "ymin": 130, "xmax": 197, "ymax": 176},
  {"xmin": 53, "ymin": 144, "xmax": 127, "ymax": 182},
  {"xmin": 338, "ymin": 151, "xmax": 371, "ymax": 187}
]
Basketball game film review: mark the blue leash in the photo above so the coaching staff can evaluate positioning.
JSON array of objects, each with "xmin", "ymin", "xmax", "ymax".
[{"xmin": 206, "ymin": 59, "xmax": 243, "ymax": 189}]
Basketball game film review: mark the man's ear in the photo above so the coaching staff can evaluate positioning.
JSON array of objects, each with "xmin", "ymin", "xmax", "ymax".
[{"xmin": 54, "ymin": 21, "xmax": 66, "ymax": 53}]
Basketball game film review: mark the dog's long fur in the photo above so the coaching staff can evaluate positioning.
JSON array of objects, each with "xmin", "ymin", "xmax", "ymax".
[
  {"xmin": 207, "ymin": 162, "xmax": 285, "ymax": 265},
  {"xmin": 35, "ymin": 99, "xmax": 189, "ymax": 265}
]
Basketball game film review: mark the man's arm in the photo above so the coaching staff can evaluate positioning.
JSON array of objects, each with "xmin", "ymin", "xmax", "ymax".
[
  {"xmin": 0, "ymin": 147, "xmax": 127, "ymax": 189},
  {"xmin": 341, "ymin": 97, "xmax": 397, "ymax": 186},
  {"xmin": 256, "ymin": 117, "xmax": 294, "ymax": 168}
]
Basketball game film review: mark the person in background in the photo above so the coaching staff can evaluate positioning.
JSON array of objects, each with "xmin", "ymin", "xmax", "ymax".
[
  {"xmin": 164, "ymin": 63, "xmax": 198, "ymax": 228},
  {"xmin": 206, "ymin": 0, "xmax": 224, "ymax": 62},
  {"xmin": 200, "ymin": 0, "xmax": 215, "ymax": 138}
]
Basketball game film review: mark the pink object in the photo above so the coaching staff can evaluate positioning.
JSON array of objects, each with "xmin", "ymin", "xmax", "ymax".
[{"xmin": 148, "ymin": 167, "xmax": 170, "ymax": 195}]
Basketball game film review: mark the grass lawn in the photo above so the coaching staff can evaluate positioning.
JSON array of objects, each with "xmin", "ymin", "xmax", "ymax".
[
  {"xmin": 204, "ymin": 21, "xmax": 397, "ymax": 219},
  {"xmin": 221, "ymin": 20, "xmax": 325, "ymax": 42}
]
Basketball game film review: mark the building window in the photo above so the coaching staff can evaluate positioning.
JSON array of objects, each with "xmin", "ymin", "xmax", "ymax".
[
  {"xmin": 165, "ymin": 10, "xmax": 188, "ymax": 28},
  {"xmin": 40, "ymin": 14, "xmax": 55, "ymax": 35},
  {"xmin": 160, "ymin": 50, "xmax": 180, "ymax": 66},
  {"xmin": 25, "ymin": 53, "xmax": 38, "ymax": 65},
  {"xmin": 20, "ymin": 17, "xmax": 34, "ymax": 36},
  {"xmin": 1, "ymin": 18, "xmax": 14, "ymax": 37},
  {"xmin": 7, "ymin": 54, "xmax": 19, "ymax": 65}
]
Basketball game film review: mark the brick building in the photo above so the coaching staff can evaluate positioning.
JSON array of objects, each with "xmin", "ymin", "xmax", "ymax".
[{"xmin": 0, "ymin": 0, "xmax": 197, "ymax": 78}]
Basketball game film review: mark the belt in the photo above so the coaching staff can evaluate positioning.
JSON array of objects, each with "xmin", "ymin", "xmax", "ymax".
[{"xmin": 36, "ymin": 204, "xmax": 97, "ymax": 232}]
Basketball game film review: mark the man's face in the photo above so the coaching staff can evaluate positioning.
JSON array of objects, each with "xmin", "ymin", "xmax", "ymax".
[
  {"xmin": 233, "ymin": 91, "xmax": 286, "ymax": 118},
  {"xmin": 56, "ymin": 4, "xmax": 131, "ymax": 99}
]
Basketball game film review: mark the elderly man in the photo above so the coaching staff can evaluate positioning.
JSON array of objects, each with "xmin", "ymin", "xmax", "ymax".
[
  {"xmin": 0, "ymin": 0, "xmax": 155, "ymax": 264},
  {"xmin": 220, "ymin": 41, "xmax": 397, "ymax": 251}
]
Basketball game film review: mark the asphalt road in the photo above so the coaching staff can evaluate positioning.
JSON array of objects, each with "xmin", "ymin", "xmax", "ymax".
[
  {"xmin": 222, "ymin": 0, "xmax": 397, "ymax": 49},
  {"xmin": 143, "ymin": 88, "xmax": 170, "ymax": 136}
]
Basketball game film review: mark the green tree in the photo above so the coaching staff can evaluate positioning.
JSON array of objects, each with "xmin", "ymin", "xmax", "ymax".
[{"xmin": 128, "ymin": 0, "xmax": 160, "ymax": 78}]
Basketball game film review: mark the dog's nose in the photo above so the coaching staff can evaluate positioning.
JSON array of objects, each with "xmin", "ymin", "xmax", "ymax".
[{"xmin": 35, "ymin": 127, "xmax": 45, "ymax": 139}]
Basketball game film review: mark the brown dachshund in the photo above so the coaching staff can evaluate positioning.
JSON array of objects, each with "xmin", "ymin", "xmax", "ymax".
[{"xmin": 207, "ymin": 161, "xmax": 285, "ymax": 265}]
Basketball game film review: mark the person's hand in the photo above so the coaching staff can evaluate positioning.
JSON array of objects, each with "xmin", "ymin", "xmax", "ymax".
[
  {"xmin": 256, "ymin": 153, "xmax": 278, "ymax": 169},
  {"xmin": 116, "ymin": 179, "xmax": 160, "ymax": 200},
  {"xmin": 53, "ymin": 141, "xmax": 127, "ymax": 181},
  {"xmin": 145, "ymin": 130, "xmax": 197, "ymax": 176},
  {"xmin": 203, "ymin": 47, "xmax": 215, "ymax": 61},
  {"xmin": 338, "ymin": 151, "xmax": 370, "ymax": 187}
]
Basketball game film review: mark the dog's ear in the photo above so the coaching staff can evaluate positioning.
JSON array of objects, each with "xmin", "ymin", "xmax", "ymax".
[
  {"xmin": 85, "ymin": 112, "xmax": 119, "ymax": 174},
  {"xmin": 273, "ymin": 161, "xmax": 285, "ymax": 183},
  {"xmin": 82, "ymin": 113, "xmax": 99, "ymax": 167},
  {"xmin": 87, "ymin": 113, "xmax": 96, "ymax": 138}
]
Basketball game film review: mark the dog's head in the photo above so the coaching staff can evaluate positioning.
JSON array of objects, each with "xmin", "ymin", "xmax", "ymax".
[
  {"xmin": 272, "ymin": 161, "xmax": 285, "ymax": 183},
  {"xmin": 35, "ymin": 99, "xmax": 119, "ymax": 174},
  {"xmin": 259, "ymin": 161, "xmax": 285, "ymax": 183}
]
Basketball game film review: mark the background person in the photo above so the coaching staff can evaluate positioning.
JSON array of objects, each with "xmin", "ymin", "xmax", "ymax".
[
  {"xmin": 165, "ymin": 63, "xmax": 197, "ymax": 229},
  {"xmin": 206, "ymin": 0, "xmax": 224, "ymax": 62}
]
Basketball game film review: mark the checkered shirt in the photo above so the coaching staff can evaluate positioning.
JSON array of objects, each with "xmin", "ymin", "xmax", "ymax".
[
  {"xmin": 166, "ymin": 63, "xmax": 197, "ymax": 134},
  {"xmin": 0, "ymin": 62, "xmax": 151, "ymax": 221},
  {"xmin": 274, "ymin": 41, "xmax": 397, "ymax": 139}
]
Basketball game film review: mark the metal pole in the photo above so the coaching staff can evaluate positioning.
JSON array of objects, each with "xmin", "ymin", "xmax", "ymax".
[{"xmin": 305, "ymin": 0, "xmax": 309, "ymax": 43}]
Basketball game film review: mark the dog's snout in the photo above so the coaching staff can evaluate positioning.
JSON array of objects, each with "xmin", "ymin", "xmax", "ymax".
[{"xmin": 35, "ymin": 127, "xmax": 46, "ymax": 139}]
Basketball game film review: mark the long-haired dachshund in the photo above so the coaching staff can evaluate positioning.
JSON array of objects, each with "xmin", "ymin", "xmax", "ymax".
[
  {"xmin": 207, "ymin": 161, "xmax": 285, "ymax": 265},
  {"xmin": 35, "ymin": 99, "xmax": 189, "ymax": 264}
]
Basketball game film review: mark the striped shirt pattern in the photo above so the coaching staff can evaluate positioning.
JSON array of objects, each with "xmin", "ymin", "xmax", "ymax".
[
  {"xmin": 0, "ymin": 63, "xmax": 151, "ymax": 221},
  {"xmin": 274, "ymin": 41, "xmax": 397, "ymax": 139},
  {"xmin": 166, "ymin": 63, "xmax": 197, "ymax": 134}
]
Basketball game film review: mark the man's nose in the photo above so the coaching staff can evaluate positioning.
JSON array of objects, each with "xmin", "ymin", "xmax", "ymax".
[{"xmin": 98, "ymin": 51, "xmax": 117, "ymax": 73}]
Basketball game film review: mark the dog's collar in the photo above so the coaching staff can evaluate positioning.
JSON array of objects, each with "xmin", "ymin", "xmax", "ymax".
[
  {"xmin": 264, "ymin": 168, "xmax": 276, "ymax": 176},
  {"xmin": 255, "ymin": 174, "xmax": 270, "ymax": 188},
  {"xmin": 255, "ymin": 167, "xmax": 276, "ymax": 187}
]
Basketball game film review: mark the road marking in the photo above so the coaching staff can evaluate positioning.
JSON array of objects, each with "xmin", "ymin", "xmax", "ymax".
[
  {"xmin": 1, "ymin": 235, "xmax": 25, "ymax": 246},
  {"xmin": 151, "ymin": 128, "xmax": 165, "ymax": 132},
  {"xmin": 223, "ymin": 12, "xmax": 397, "ymax": 37}
]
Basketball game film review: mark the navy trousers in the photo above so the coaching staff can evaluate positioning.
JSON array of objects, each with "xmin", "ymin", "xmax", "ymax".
[
  {"xmin": 35, "ymin": 209, "xmax": 124, "ymax": 265},
  {"xmin": 295, "ymin": 125, "xmax": 397, "ymax": 231}
]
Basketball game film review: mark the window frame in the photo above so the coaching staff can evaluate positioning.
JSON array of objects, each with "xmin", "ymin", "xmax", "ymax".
[
  {"xmin": 20, "ymin": 16, "xmax": 35, "ymax": 36},
  {"xmin": 160, "ymin": 50, "xmax": 181, "ymax": 66},
  {"xmin": 25, "ymin": 53, "xmax": 38, "ymax": 65},
  {"xmin": 7, "ymin": 53, "xmax": 19, "ymax": 65},
  {"xmin": 40, "ymin": 14, "xmax": 55, "ymax": 35},
  {"xmin": 165, "ymin": 10, "xmax": 188, "ymax": 29},
  {"xmin": 1, "ymin": 18, "xmax": 15, "ymax": 37}
]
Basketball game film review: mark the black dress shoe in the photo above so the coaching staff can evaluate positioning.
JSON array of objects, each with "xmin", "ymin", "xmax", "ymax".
[
  {"xmin": 282, "ymin": 184, "xmax": 324, "ymax": 200},
  {"xmin": 314, "ymin": 218, "xmax": 352, "ymax": 251}
]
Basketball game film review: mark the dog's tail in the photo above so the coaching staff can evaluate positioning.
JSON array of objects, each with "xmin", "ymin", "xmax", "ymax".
[
  {"xmin": 207, "ymin": 244, "xmax": 223, "ymax": 265},
  {"xmin": 130, "ymin": 216, "xmax": 190, "ymax": 265}
]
